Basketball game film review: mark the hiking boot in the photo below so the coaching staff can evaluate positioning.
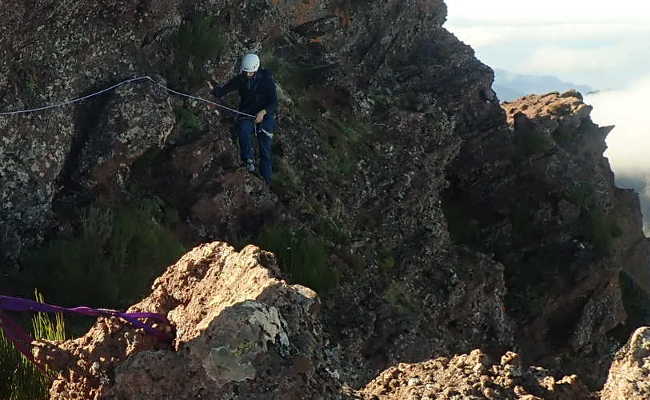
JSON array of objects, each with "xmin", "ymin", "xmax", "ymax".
[{"xmin": 245, "ymin": 159, "xmax": 255, "ymax": 173}]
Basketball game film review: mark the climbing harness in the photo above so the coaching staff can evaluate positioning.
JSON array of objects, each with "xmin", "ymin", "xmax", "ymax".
[
  {"xmin": 0, "ymin": 295, "xmax": 172, "ymax": 367},
  {"xmin": 0, "ymin": 75, "xmax": 256, "ymax": 119}
]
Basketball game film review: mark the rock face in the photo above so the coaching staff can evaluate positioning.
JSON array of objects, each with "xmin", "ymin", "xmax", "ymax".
[
  {"xmin": 601, "ymin": 327, "xmax": 650, "ymax": 400},
  {"xmin": 1, "ymin": 0, "xmax": 515, "ymax": 385},
  {"xmin": 446, "ymin": 91, "xmax": 648, "ymax": 387},
  {"xmin": 33, "ymin": 241, "xmax": 607, "ymax": 399},
  {"xmin": 40, "ymin": 242, "xmax": 344, "ymax": 400},
  {"xmin": 361, "ymin": 350, "xmax": 594, "ymax": 400},
  {"xmin": 1, "ymin": 0, "xmax": 649, "ymax": 399},
  {"xmin": 0, "ymin": 0, "xmax": 180, "ymax": 267},
  {"xmin": 75, "ymin": 79, "xmax": 175, "ymax": 199}
]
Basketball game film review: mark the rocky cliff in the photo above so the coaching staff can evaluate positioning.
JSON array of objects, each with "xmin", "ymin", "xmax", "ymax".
[
  {"xmin": 1, "ymin": 0, "xmax": 650, "ymax": 399},
  {"xmin": 37, "ymin": 242, "xmax": 342, "ymax": 399}
]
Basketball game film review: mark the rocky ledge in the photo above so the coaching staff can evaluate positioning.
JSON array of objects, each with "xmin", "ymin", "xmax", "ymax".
[
  {"xmin": 33, "ymin": 241, "xmax": 650, "ymax": 400},
  {"xmin": 37, "ymin": 242, "xmax": 344, "ymax": 400}
]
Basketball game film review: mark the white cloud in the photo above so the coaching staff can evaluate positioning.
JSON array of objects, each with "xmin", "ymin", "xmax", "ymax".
[
  {"xmin": 521, "ymin": 46, "xmax": 624, "ymax": 74},
  {"xmin": 450, "ymin": 22, "xmax": 650, "ymax": 48},
  {"xmin": 447, "ymin": 0, "xmax": 650, "ymax": 22},
  {"xmin": 446, "ymin": 0, "xmax": 650, "ymax": 231},
  {"xmin": 445, "ymin": 0, "xmax": 650, "ymax": 171},
  {"xmin": 446, "ymin": 20, "xmax": 650, "ymax": 89},
  {"xmin": 588, "ymin": 77, "xmax": 650, "ymax": 232},
  {"xmin": 451, "ymin": 26, "xmax": 510, "ymax": 47},
  {"xmin": 586, "ymin": 76, "xmax": 650, "ymax": 174}
]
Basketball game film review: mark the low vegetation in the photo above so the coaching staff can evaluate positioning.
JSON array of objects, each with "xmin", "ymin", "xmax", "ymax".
[
  {"xmin": 167, "ymin": 15, "xmax": 225, "ymax": 90},
  {"xmin": 19, "ymin": 200, "xmax": 185, "ymax": 310},
  {"xmin": 0, "ymin": 291, "xmax": 66, "ymax": 400},
  {"xmin": 257, "ymin": 225, "xmax": 338, "ymax": 294}
]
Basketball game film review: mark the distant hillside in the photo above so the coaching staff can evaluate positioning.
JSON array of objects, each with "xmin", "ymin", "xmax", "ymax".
[{"xmin": 494, "ymin": 68, "xmax": 594, "ymax": 101}]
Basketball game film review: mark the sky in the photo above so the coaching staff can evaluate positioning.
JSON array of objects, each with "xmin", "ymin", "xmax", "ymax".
[
  {"xmin": 445, "ymin": 1, "xmax": 650, "ymax": 226},
  {"xmin": 445, "ymin": 0, "xmax": 650, "ymax": 89}
]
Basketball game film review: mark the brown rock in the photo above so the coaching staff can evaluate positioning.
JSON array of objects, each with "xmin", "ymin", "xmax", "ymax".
[
  {"xmin": 360, "ymin": 349, "xmax": 595, "ymax": 400},
  {"xmin": 601, "ymin": 327, "xmax": 650, "ymax": 400},
  {"xmin": 40, "ymin": 242, "xmax": 345, "ymax": 400}
]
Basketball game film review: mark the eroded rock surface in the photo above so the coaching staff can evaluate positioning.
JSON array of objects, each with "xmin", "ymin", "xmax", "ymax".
[
  {"xmin": 1, "ymin": 0, "xmax": 650, "ymax": 398},
  {"xmin": 361, "ymin": 350, "xmax": 594, "ymax": 400},
  {"xmin": 39, "ymin": 242, "xmax": 345, "ymax": 400},
  {"xmin": 601, "ymin": 327, "xmax": 650, "ymax": 400},
  {"xmin": 445, "ymin": 90, "xmax": 649, "ymax": 387}
]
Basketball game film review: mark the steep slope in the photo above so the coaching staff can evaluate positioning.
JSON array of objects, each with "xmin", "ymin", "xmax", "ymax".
[
  {"xmin": 0, "ymin": 0, "xmax": 648, "ymax": 398},
  {"xmin": 445, "ymin": 91, "xmax": 649, "ymax": 386},
  {"xmin": 34, "ymin": 242, "xmax": 648, "ymax": 399},
  {"xmin": 1, "ymin": 0, "xmax": 513, "ymax": 383}
]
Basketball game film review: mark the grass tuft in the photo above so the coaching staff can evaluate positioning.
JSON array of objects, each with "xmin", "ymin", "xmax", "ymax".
[
  {"xmin": 0, "ymin": 290, "xmax": 66, "ymax": 400},
  {"xmin": 258, "ymin": 225, "xmax": 338, "ymax": 294},
  {"xmin": 20, "ymin": 200, "xmax": 185, "ymax": 310}
]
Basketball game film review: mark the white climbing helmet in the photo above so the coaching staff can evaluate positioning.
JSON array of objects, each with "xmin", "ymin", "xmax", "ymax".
[{"xmin": 241, "ymin": 53, "xmax": 260, "ymax": 73}]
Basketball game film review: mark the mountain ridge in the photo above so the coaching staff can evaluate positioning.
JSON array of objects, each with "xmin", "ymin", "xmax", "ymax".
[
  {"xmin": 1, "ymin": 0, "xmax": 649, "ymax": 398},
  {"xmin": 494, "ymin": 68, "xmax": 594, "ymax": 101}
]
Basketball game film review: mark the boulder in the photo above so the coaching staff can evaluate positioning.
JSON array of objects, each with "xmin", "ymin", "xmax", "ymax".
[
  {"xmin": 361, "ymin": 349, "xmax": 593, "ymax": 400},
  {"xmin": 601, "ymin": 327, "xmax": 650, "ymax": 400},
  {"xmin": 38, "ymin": 242, "xmax": 346, "ymax": 400}
]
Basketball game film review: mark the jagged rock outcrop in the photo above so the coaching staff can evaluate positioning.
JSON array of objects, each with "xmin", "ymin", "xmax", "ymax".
[
  {"xmin": 32, "ymin": 240, "xmax": 612, "ymax": 400},
  {"xmin": 444, "ymin": 90, "xmax": 649, "ymax": 388},
  {"xmin": 361, "ymin": 350, "xmax": 594, "ymax": 400},
  {"xmin": 1, "ymin": 0, "xmax": 516, "ymax": 386},
  {"xmin": 1, "ymin": 0, "xmax": 649, "ymax": 398},
  {"xmin": 601, "ymin": 327, "xmax": 650, "ymax": 400},
  {"xmin": 0, "ymin": 0, "xmax": 181, "ymax": 267},
  {"xmin": 261, "ymin": 0, "xmax": 517, "ymax": 385},
  {"xmin": 38, "ymin": 242, "xmax": 347, "ymax": 400}
]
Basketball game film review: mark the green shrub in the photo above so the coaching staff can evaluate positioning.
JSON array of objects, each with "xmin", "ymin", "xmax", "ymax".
[
  {"xmin": 271, "ymin": 155, "xmax": 305, "ymax": 200},
  {"xmin": 262, "ymin": 54, "xmax": 294, "ymax": 86},
  {"xmin": 581, "ymin": 209, "xmax": 621, "ymax": 257},
  {"xmin": 314, "ymin": 217, "xmax": 349, "ymax": 245},
  {"xmin": 109, "ymin": 204, "xmax": 186, "ymax": 304},
  {"xmin": 378, "ymin": 254, "xmax": 396, "ymax": 273},
  {"xmin": 167, "ymin": 15, "xmax": 225, "ymax": 90},
  {"xmin": 319, "ymin": 116, "xmax": 371, "ymax": 182},
  {"xmin": 258, "ymin": 225, "xmax": 337, "ymax": 294},
  {"xmin": 566, "ymin": 182, "xmax": 595, "ymax": 208},
  {"xmin": 383, "ymin": 280, "xmax": 418, "ymax": 313},
  {"xmin": 261, "ymin": 51, "xmax": 334, "ymax": 99},
  {"xmin": 0, "ymin": 291, "xmax": 66, "ymax": 400},
  {"xmin": 20, "ymin": 201, "xmax": 185, "ymax": 309},
  {"xmin": 174, "ymin": 107, "xmax": 203, "ymax": 143}
]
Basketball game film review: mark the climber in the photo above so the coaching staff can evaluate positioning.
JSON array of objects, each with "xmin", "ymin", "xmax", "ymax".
[{"xmin": 207, "ymin": 53, "xmax": 278, "ymax": 184}]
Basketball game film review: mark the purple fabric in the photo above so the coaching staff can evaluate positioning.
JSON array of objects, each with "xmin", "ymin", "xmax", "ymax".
[
  {"xmin": 0, "ymin": 295, "xmax": 173, "ymax": 364},
  {"xmin": 0, "ymin": 310, "xmax": 35, "ymax": 362}
]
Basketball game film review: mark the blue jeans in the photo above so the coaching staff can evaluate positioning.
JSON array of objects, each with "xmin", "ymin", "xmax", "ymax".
[{"xmin": 238, "ymin": 114, "xmax": 275, "ymax": 184}]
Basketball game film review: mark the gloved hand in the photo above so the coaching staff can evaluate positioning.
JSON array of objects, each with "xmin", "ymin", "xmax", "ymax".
[{"xmin": 255, "ymin": 109, "xmax": 267, "ymax": 124}]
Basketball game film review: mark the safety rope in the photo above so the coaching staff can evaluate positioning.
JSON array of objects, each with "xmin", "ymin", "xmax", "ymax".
[
  {"xmin": 0, "ymin": 75, "xmax": 256, "ymax": 119},
  {"xmin": 0, "ymin": 295, "xmax": 173, "ymax": 368}
]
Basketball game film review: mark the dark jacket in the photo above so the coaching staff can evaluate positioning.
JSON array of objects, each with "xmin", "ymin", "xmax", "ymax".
[{"xmin": 212, "ymin": 69, "xmax": 278, "ymax": 116}]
